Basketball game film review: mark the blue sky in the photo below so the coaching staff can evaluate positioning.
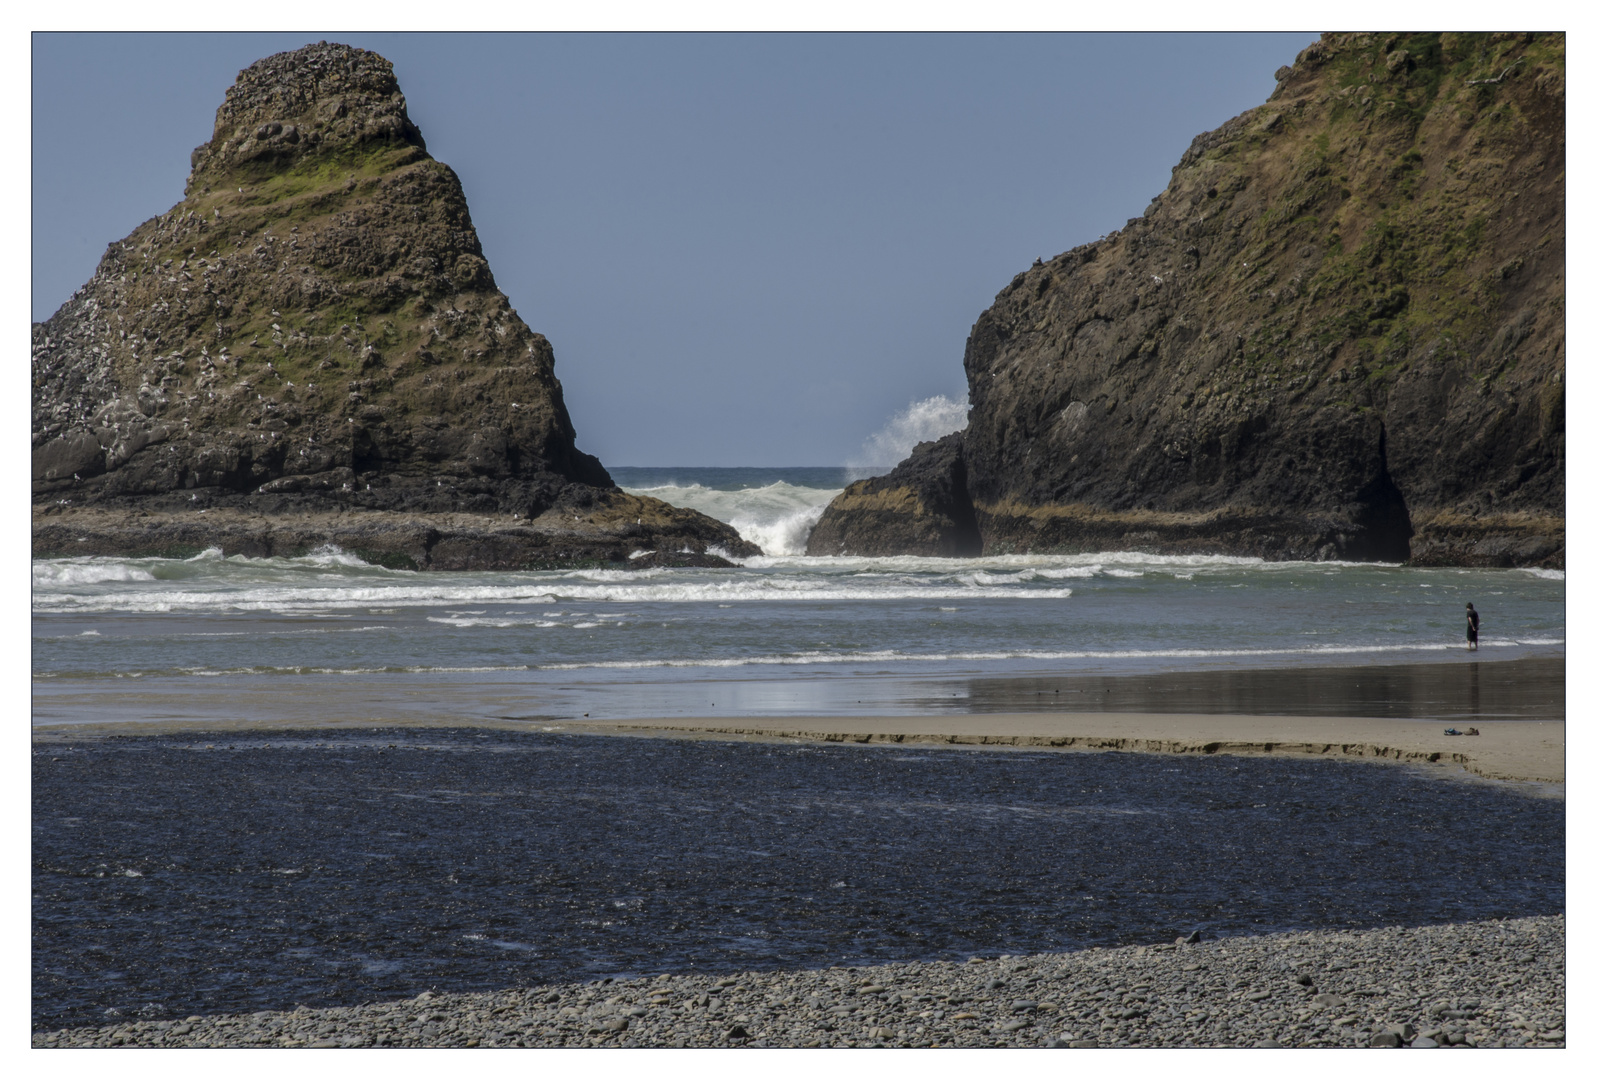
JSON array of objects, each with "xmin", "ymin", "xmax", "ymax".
[{"xmin": 32, "ymin": 32, "xmax": 1314, "ymax": 466}]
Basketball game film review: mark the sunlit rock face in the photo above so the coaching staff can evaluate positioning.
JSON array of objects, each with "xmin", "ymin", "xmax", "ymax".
[
  {"xmin": 814, "ymin": 32, "xmax": 1564, "ymax": 568},
  {"xmin": 33, "ymin": 42, "xmax": 758, "ymax": 566}
]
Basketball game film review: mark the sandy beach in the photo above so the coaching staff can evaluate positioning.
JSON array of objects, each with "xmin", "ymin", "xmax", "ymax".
[
  {"xmin": 557, "ymin": 711, "xmax": 1565, "ymax": 787},
  {"xmin": 34, "ymin": 658, "xmax": 1563, "ymax": 789},
  {"xmin": 32, "ymin": 657, "xmax": 1564, "ymax": 1040},
  {"xmin": 36, "ymin": 703, "xmax": 1565, "ymax": 789}
]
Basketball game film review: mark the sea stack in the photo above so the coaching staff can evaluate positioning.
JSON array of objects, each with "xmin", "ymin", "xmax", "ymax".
[
  {"xmin": 809, "ymin": 32, "xmax": 1563, "ymax": 567},
  {"xmin": 33, "ymin": 42, "xmax": 757, "ymax": 568}
]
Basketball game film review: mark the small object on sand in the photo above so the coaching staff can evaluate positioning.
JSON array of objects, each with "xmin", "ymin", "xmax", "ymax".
[
  {"xmin": 1443, "ymin": 728, "xmax": 1462, "ymax": 736},
  {"xmin": 1465, "ymin": 727, "xmax": 1480, "ymax": 736}
]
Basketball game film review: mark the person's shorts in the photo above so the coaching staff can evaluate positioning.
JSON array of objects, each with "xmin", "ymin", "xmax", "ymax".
[{"xmin": 1467, "ymin": 627, "xmax": 1479, "ymax": 643}]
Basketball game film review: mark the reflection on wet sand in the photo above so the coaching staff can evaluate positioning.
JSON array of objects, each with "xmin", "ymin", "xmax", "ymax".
[{"xmin": 936, "ymin": 657, "xmax": 1563, "ymax": 721}]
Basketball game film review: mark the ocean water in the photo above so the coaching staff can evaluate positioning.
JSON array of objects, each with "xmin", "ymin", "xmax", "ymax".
[
  {"xmin": 608, "ymin": 465, "xmax": 854, "ymax": 555},
  {"xmin": 32, "ymin": 467, "xmax": 1565, "ymax": 728},
  {"xmin": 31, "ymin": 468, "xmax": 1566, "ymax": 1029}
]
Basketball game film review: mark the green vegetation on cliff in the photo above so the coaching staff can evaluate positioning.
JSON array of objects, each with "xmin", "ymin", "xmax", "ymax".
[
  {"xmin": 32, "ymin": 42, "xmax": 758, "ymax": 565},
  {"xmin": 813, "ymin": 32, "xmax": 1562, "ymax": 567}
]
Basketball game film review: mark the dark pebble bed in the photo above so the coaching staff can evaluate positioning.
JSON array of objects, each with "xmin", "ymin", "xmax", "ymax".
[{"xmin": 32, "ymin": 730, "xmax": 1564, "ymax": 1032}]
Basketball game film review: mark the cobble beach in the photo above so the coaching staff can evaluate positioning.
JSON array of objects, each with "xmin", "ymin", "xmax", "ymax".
[
  {"xmin": 36, "ymin": 916, "xmax": 1563, "ymax": 1048},
  {"xmin": 33, "ymin": 725, "xmax": 1562, "ymax": 1043}
]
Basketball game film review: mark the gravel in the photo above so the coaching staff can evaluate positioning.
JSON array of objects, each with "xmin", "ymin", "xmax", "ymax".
[{"xmin": 34, "ymin": 915, "xmax": 1564, "ymax": 1049}]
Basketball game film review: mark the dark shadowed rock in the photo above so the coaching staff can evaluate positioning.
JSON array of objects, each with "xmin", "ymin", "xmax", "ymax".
[
  {"xmin": 812, "ymin": 32, "xmax": 1563, "ymax": 567},
  {"xmin": 32, "ymin": 42, "xmax": 757, "ymax": 566},
  {"xmin": 624, "ymin": 550, "xmax": 740, "ymax": 569},
  {"xmin": 806, "ymin": 432, "xmax": 981, "ymax": 556}
]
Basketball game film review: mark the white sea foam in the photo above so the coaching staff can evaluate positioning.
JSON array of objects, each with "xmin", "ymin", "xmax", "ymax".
[
  {"xmin": 426, "ymin": 617, "xmax": 569, "ymax": 628},
  {"xmin": 163, "ymin": 664, "xmax": 535, "ymax": 677},
  {"xmin": 32, "ymin": 560, "xmax": 157, "ymax": 586},
  {"xmin": 621, "ymin": 480, "xmax": 840, "ymax": 556},
  {"xmin": 31, "ymin": 545, "xmax": 407, "ymax": 594},
  {"xmin": 1016, "ymin": 567, "xmax": 1101, "ymax": 580},
  {"xmin": 1524, "ymin": 568, "xmax": 1565, "ymax": 580},
  {"xmin": 192, "ymin": 543, "xmax": 392, "ymax": 572},
  {"xmin": 34, "ymin": 663, "xmax": 524, "ymax": 680},
  {"xmin": 32, "ymin": 575, "xmax": 1073, "ymax": 614},
  {"xmin": 850, "ymin": 393, "xmax": 969, "ymax": 477},
  {"xmin": 34, "ymin": 634, "xmax": 1564, "ymax": 683},
  {"xmin": 35, "ymin": 543, "xmax": 1548, "ymax": 617},
  {"xmin": 175, "ymin": 626, "xmax": 395, "ymax": 637},
  {"xmin": 537, "ymin": 637, "xmax": 1559, "ymax": 672},
  {"xmin": 738, "ymin": 551, "xmax": 1276, "ymax": 573}
]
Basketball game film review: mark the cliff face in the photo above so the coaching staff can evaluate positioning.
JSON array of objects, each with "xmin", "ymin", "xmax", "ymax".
[
  {"xmin": 810, "ymin": 32, "xmax": 1563, "ymax": 567},
  {"xmin": 34, "ymin": 43, "xmax": 756, "ymax": 565}
]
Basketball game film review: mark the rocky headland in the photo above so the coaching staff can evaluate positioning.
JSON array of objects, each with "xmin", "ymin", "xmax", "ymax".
[
  {"xmin": 33, "ymin": 42, "xmax": 756, "ymax": 568},
  {"xmin": 810, "ymin": 33, "xmax": 1563, "ymax": 567}
]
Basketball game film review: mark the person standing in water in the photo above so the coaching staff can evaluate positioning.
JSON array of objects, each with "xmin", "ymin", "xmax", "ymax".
[{"xmin": 1465, "ymin": 602, "xmax": 1480, "ymax": 651}]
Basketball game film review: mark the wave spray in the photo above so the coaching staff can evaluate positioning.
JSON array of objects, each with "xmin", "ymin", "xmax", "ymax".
[{"xmin": 849, "ymin": 393, "xmax": 969, "ymax": 479}]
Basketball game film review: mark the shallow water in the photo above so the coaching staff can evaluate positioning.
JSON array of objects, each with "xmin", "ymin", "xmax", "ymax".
[
  {"xmin": 32, "ymin": 731, "xmax": 1564, "ymax": 1031},
  {"xmin": 34, "ymin": 468, "xmax": 1564, "ymax": 731},
  {"xmin": 31, "ymin": 545, "xmax": 1564, "ymax": 729}
]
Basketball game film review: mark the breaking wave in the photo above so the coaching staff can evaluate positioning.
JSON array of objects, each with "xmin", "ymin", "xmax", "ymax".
[
  {"xmin": 621, "ymin": 480, "xmax": 840, "ymax": 556},
  {"xmin": 849, "ymin": 393, "xmax": 969, "ymax": 477},
  {"xmin": 34, "ymin": 576, "xmax": 1074, "ymax": 615}
]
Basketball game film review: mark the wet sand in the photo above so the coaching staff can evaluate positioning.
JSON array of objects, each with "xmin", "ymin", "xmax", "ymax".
[
  {"xmin": 33, "ymin": 657, "xmax": 1563, "ymax": 786},
  {"xmin": 560, "ymin": 712, "xmax": 1564, "ymax": 786},
  {"xmin": 554, "ymin": 657, "xmax": 1566, "ymax": 785},
  {"xmin": 932, "ymin": 656, "xmax": 1565, "ymax": 721}
]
